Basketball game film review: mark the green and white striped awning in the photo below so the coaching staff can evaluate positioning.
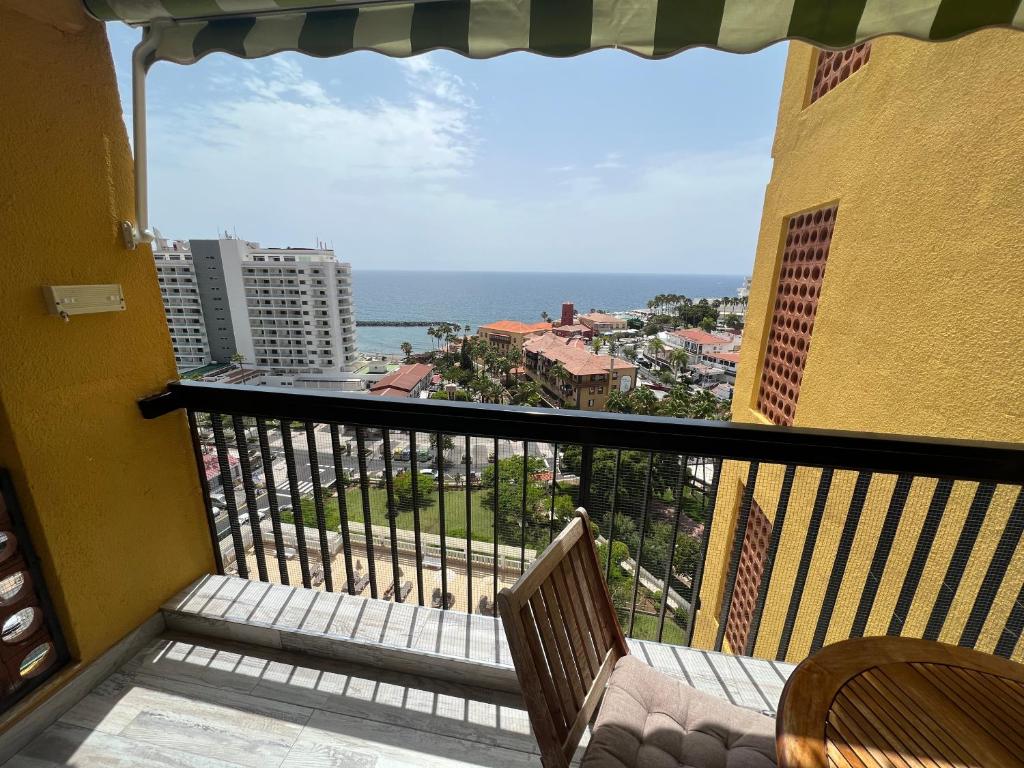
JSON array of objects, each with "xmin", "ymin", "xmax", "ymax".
[{"xmin": 87, "ymin": 0, "xmax": 1024, "ymax": 66}]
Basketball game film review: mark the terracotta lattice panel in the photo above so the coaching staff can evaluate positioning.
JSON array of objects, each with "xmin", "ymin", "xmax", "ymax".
[
  {"xmin": 757, "ymin": 204, "xmax": 836, "ymax": 426},
  {"xmin": 810, "ymin": 43, "xmax": 871, "ymax": 104},
  {"xmin": 0, "ymin": 471, "xmax": 66, "ymax": 711},
  {"xmin": 725, "ymin": 501, "xmax": 771, "ymax": 654}
]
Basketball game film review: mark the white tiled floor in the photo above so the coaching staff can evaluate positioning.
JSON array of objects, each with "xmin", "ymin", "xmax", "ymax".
[
  {"xmin": 6, "ymin": 577, "xmax": 794, "ymax": 767},
  {"xmin": 6, "ymin": 633, "xmax": 543, "ymax": 768}
]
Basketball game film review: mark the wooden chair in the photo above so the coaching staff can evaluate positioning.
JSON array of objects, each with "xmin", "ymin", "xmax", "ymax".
[
  {"xmin": 499, "ymin": 509, "xmax": 777, "ymax": 768},
  {"xmin": 497, "ymin": 509, "xmax": 629, "ymax": 768}
]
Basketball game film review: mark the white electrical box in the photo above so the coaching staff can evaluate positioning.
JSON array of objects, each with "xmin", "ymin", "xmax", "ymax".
[{"xmin": 43, "ymin": 284, "xmax": 125, "ymax": 319}]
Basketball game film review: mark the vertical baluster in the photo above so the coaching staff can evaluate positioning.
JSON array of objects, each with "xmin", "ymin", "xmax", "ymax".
[
  {"xmin": 549, "ymin": 443, "xmax": 559, "ymax": 543},
  {"xmin": 305, "ymin": 422, "xmax": 334, "ymax": 592},
  {"xmin": 492, "ymin": 437, "xmax": 499, "ymax": 610},
  {"xmin": 604, "ymin": 450, "xmax": 623, "ymax": 582},
  {"xmin": 627, "ymin": 453, "xmax": 655, "ymax": 637},
  {"xmin": 811, "ymin": 471, "xmax": 873, "ymax": 654},
  {"xmin": 256, "ymin": 418, "xmax": 288, "ymax": 584},
  {"xmin": 777, "ymin": 467, "xmax": 833, "ymax": 660},
  {"xmin": 280, "ymin": 420, "xmax": 311, "ymax": 588},
  {"xmin": 329, "ymin": 424, "xmax": 355, "ymax": 594},
  {"xmin": 409, "ymin": 430, "xmax": 425, "ymax": 606},
  {"xmin": 579, "ymin": 445, "xmax": 594, "ymax": 511},
  {"xmin": 964, "ymin": 487, "xmax": 1024, "ymax": 650},
  {"xmin": 355, "ymin": 427, "xmax": 378, "ymax": 599},
  {"xmin": 887, "ymin": 478, "xmax": 952, "ymax": 637},
  {"xmin": 381, "ymin": 430, "xmax": 403, "ymax": 602},
  {"xmin": 657, "ymin": 453, "xmax": 690, "ymax": 643},
  {"xmin": 435, "ymin": 431, "xmax": 448, "ymax": 609},
  {"xmin": 745, "ymin": 464, "xmax": 797, "ymax": 656},
  {"xmin": 850, "ymin": 473, "xmax": 913, "ymax": 638},
  {"xmin": 466, "ymin": 438, "xmax": 473, "ymax": 614},
  {"xmin": 686, "ymin": 457, "xmax": 722, "ymax": 647},
  {"xmin": 715, "ymin": 461, "xmax": 760, "ymax": 652},
  {"xmin": 520, "ymin": 441, "xmax": 529, "ymax": 574},
  {"xmin": 232, "ymin": 415, "xmax": 268, "ymax": 582},
  {"xmin": 187, "ymin": 411, "xmax": 224, "ymax": 575},
  {"xmin": 211, "ymin": 414, "xmax": 248, "ymax": 579},
  {"xmin": 923, "ymin": 481, "xmax": 996, "ymax": 642}
]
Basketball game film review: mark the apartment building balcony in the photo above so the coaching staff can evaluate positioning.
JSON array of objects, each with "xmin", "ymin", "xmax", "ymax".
[
  {"xmin": 4, "ymin": 4, "xmax": 1024, "ymax": 767},
  {"xmin": 7, "ymin": 382, "xmax": 1020, "ymax": 764}
]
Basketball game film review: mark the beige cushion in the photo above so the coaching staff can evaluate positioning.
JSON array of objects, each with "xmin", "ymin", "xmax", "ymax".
[{"xmin": 581, "ymin": 656, "xmax": 777, "ymax": 768}]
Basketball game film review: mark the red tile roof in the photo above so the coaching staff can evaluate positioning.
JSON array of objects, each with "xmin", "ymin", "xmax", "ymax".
[
  {"xmin": 369, "ymin": 363, "xmax": 433, "ymax": 395},
  {"xmin": 580, "ymin": 312, "xmax": 624, "ymax": 324},
  {"xmin": 524, "ymin": 332, "xmax": 635, "ymax": 377},
  {"xmin": 672, "ymin": 328, "xmax": 731, "ymax": 345},
  {"xmin": 479, "ymin": 320, "xmax": 552, "ymax": 334},
  {"xmin": 705, "ymin": 351, "xmax": 740, "ymax": 364},
  {"xmin": 369, "ymin": 386, "xmax": 408, "ymax": 398}
]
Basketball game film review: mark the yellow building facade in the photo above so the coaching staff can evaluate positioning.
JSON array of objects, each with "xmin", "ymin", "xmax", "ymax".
[
  {"xmin": 0, "ymin": 1, "xmax": 213, "ymax": 696},
  {"xmin": 694, "ymin": 32, "xmax": 1024, "ymax": 661}
]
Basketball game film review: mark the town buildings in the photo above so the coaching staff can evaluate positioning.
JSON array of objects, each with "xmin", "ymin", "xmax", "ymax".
[
  {"xmin": 152, "ymin": 235, "xmax": 210, "ymax": 370},
  {"xmin": 579, "ymin": 311, "xmax": 627, "ymax": 334},
  {"xmin": 153, "ymin": 235, "xmax": 357, "ymax": 381},
  {"xmin": 523, "ymin": 332, "xmax": 636, "ymax": 411},
  {"xmin": 696, "ymin": 32, "xmax": 1024, "ymax": 655},
  {"xmin": 476, "ymin": 320, "xmax": 551, "ymax": 353},
  {"xmin": 661, "ymin": 328, "xmax": 739, "ymax": 359},
  {"xmin": 369, "ymin": 363, "xmax": 434, "ymax": 398},
  {"xmin": 698, "ymin": 351, "xmax": 740, "ymax": 383}
]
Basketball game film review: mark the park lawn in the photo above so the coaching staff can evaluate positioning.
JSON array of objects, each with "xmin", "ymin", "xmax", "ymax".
[
  {"xmin": 292, "ymin": 487, "xmax": 502, "ymax": 544},
  {"xmin": 626, "ymin": 612, "xmax": 687, "ymax": 645}
]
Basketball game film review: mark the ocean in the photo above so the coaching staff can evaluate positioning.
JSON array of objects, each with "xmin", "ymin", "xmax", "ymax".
[{"xmin": 353, "ymin": 271, "xmax": 746, "ymax": 355}]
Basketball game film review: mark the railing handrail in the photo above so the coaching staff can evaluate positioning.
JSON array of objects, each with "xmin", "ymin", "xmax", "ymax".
[{"xmin": 139, "ymin": 380, "xmax": 1024, "ymax": 484}]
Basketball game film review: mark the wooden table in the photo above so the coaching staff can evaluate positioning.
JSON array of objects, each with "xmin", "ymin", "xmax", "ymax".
[{"xmin": 777, "ymin": 637, "xmax": 1024, "ymax": 767}]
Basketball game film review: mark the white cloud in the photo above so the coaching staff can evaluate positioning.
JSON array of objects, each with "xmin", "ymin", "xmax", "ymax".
[
  {"xmin": 146, "ymin": 54, "xmax": 476, "ymax": 239},
  {"xmin": 398, "ymin": 54, "xmax": 475, "ymax": 108},
  {"xmin": 115, "ymin": 29, "xmax": 773, "ymax": 273}
]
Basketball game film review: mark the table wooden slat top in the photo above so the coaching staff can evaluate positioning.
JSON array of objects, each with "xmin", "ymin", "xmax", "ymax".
[{"xmin": 777, "ymin": 637, "xmax": 1024, "ymax": 768}]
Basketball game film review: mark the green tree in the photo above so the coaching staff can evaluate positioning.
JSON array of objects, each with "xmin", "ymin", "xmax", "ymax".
[
  {"xmin": 648, "ymin": 337, "xmax": 665, "ymax": 362},
  {"xmin": 724, "ymin": 313, "xmax": 743, "ymax": 331},
  {"xmin": 480, "ymin": 455, "xmax": 548, "ymax": 548},
  {"xmin": 669, "ymin": 348, "xmax": 688, "ymax": 373},
  {"xmin": 699, "ymin": 317, "xmax": 716, "ymax": 333},
  {"xmin": 510, "ymin": 380, "xmax": 542, "ymax": 406},
  {"xmin": 400, "ymin": 341, "xmax": 413, "ymax": 362},
  {"xmin": 459, "ymin": 336, "xmax": 473, "ymax": 370},
  {"xmin": 393, "ymin": 471, "xmax": 435, "ymax": 510}
]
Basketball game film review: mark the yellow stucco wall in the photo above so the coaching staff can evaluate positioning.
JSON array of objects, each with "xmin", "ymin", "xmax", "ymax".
[
  {"xmin": 0, "ymin": 3, "xmax": 213, "ymax": 680},
  {"xmin": 694, "ymin": 31, "xmax": 1024, "ymax": 659}
]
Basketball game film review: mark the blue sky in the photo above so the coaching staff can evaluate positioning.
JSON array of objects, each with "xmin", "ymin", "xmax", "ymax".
[{"xmin": 106, "ymin": 24, "xmax": 787, "ymax": 274}]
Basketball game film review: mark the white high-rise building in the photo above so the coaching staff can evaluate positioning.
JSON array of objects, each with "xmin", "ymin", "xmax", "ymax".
[
  {"xmin": 153, "ymin": 235, "xmax": 211, "ymax": 371},
  {"xmin": 153, "ymin": 234, "xmax": 357, "ymax": 378}
]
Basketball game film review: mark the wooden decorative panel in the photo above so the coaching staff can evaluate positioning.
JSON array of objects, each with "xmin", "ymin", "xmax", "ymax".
[
  {"xmin": 810, "ymin": 43, "xmax": 871, "ymax": 104},
  {"xmin": 757, "ymin": 204, "xmax": 836, "ymax": 426}
]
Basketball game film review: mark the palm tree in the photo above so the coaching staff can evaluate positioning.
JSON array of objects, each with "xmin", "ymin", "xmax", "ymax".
[
  {"xmin": 400, "ymin": 341, "xmax": 413, "ymax": 362},
  {"xmin": 510, "ymin": 380, "xmax": 541, "ymax": 406},
  {"xmin": 591, "ymin": 337, "xmax": 605, "ymax": 354},
  {"xmin": 669, "ymin": 348, "xmax": 688, "ymax": 373},
  {"xmin": 547, "ymin": 362, "xmax": 572, "ymax": 393},
  {"xmin": 540, "ymin": 310, "xmax": 551, "ymax": 323},
  {"xmin": 648, "ymin": 337, "xmax": 666, "ymax": 362}
]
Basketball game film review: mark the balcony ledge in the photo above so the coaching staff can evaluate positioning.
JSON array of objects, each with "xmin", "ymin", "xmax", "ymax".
[{"xmin": 163, "ymin": 574, "xmax": 793, "ymax": 714}]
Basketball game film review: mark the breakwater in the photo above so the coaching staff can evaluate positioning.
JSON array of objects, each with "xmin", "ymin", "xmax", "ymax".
[{"xmin": 356, "ymin": 320, "xmax": 448, "ymax": 327}]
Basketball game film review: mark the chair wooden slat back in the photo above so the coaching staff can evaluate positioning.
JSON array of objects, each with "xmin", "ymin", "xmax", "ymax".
[{"xmin": 498, "ymin": 509, "xmax": 629, "ymax": 768}]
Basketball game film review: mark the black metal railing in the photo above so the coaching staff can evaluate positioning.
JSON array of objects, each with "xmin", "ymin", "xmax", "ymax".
[{"xmin": 141, "ymin": 381, "xmax": 1024, "ymax": 660}]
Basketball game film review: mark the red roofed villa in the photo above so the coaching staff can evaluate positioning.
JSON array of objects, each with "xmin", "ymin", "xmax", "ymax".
[{"xmin": 368, "ymin": 363, "xmax": 434, "ymax": 398}]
